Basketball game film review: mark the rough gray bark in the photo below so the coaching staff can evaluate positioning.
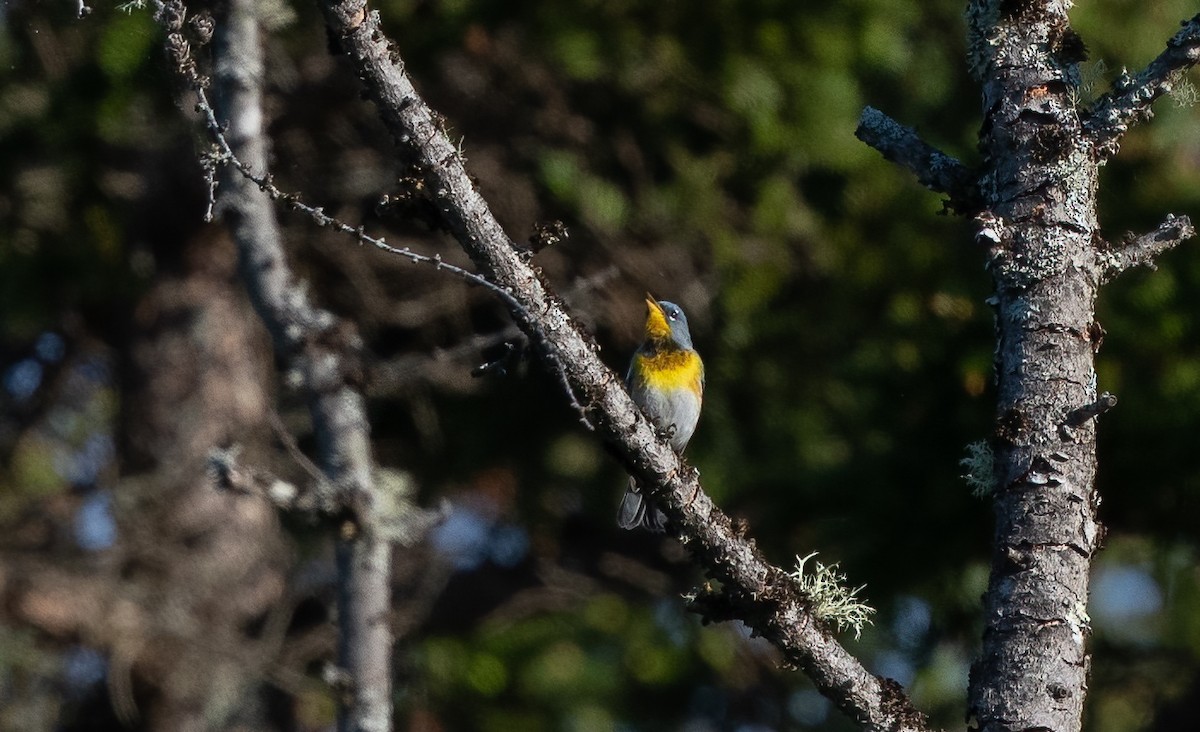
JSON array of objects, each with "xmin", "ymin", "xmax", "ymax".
[
  {"xmin": 210, "ymin": 3, "xmax": 393, "ymax": 731},
  {"xmin": 161, "ymin": 0, "xmax": 1198, "ymax": 729},
  {"xmin": 857, "ymin": 6, "xmax": 1200, "ymax": 732},
  {"xmin": 315, "ymin": 2, "xmax": 932, "ymax": 730},
  {"xmin": 965, "ymin": 7, "xmax": 1104, "ymax": 730},
  {"xmin": 855, "ymin": 106, "xmax": 980, "ymax": 213}
]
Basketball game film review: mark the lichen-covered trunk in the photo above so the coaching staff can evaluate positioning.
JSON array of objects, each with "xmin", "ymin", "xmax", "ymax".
[{"xmin": 967, "ymin": 3, "xmax": 1103, "ymax": 731}]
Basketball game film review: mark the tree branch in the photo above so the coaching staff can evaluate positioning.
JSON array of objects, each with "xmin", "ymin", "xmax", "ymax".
[
  {"xmin": 962, "ymin": 3, "xmax": 1112, "ymax": 730},
  {"xmin": 855, "ymin": 106, "xmax": 980, "ymax": 214},
  {"xmin": 315, "ymin": 2, "xmax": 935, "ymax": 730},
  {"xmin": 202, "ymin": 2, "xmax": 398, "ymax": 729},
  {"xmin": 1064, "ymin": 392, "xmax": 1118, "ymax": 428},
  {"xmin": 1086, "ymin": 13, "xmax": 1200, "ymax": 160},
  {"xmin": 208, "ymin": 444, "xmax": 310, "ymax": 510},
  {"xmin": 155, "ymin": 0, "xmax": 597, "ymax": 433},
  {"xmin": 1097, "ymin": 213, "xmax": 1195, "ymax": 282}
]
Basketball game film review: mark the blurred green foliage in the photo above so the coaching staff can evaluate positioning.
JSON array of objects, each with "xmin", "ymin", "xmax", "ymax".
[{"xmin": 2, "ymin": 0, "xmax": 1200, "ymax": 730}]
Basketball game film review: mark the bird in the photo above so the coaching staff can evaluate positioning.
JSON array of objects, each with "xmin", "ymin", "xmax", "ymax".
[{"xmin": 618, "ymin": 296, "xmax": 704, "ymax": 531}]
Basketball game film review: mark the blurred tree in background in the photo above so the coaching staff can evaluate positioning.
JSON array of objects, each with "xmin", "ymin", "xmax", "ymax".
[{"xmin": 1, "ymin": 0, "xmax": 1198, "ymax": 730}]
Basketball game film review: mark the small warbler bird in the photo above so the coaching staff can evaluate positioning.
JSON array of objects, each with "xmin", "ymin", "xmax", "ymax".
[{"xmin": 618, "ymin": 297, "xmax": 704, "ymax": 531}]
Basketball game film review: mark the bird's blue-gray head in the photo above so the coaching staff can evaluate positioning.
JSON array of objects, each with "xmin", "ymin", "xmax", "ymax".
[{"xmin": 644, "ymin": 297, "xmax": 694, "ymax": 350}]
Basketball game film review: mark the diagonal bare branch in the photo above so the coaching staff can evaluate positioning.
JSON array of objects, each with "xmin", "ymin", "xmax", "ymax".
[
  {"xmin": 1086, "ymin": 13, "xmax": 1200, "ymax": 160},
  {"xmin": 155, "ymin": 2, "xmax": 597, "ymax": 432},
  {"xmin": 315, "ymin": 2, "xmax": 936, "ymax": 730},
  {"xmin": 1098, "ymin": 213, "xmax": 1195, "ymax": 282},
  {"xmin": 855, "ymin": 106, "xmax": 981, "ymax": 214}
]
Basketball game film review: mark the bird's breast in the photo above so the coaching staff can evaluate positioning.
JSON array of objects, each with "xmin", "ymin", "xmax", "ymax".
[
  {"xmin": 629, "ymin": 349, "xmax": 703, "ymax": 451},
  {"xmin": 631, "ymin": 349, "xmax": 704, "ymax": 395}
]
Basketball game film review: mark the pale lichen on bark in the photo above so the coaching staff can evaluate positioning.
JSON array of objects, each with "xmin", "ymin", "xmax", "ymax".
[{"xmin": 314, "ymin": 1, "xmax": 938, "ymax": 729}]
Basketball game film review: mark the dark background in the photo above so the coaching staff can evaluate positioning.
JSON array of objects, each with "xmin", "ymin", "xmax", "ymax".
[{"xmin": 1, "ymin": 1, "xmax": 1199, "ymax": 730}]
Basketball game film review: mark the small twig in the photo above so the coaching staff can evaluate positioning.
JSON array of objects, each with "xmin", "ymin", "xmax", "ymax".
[
  {"xmin": 1097, "ymin": 213, "xmax": 1195, "ymax": 282},
  {"xmin": 269, "ymin": 410, "xmax": 332, "ymax": 490},
  {"xmin": 208, "ymin": 444, "xmax": 311, "ymax": 511},
  {"xmin": 373, "ymin": 267, "xmax": 618, "ymax": 395},
  {"xmin": 152, "ymin": 0, "xmax": 594, "ymax": 427},
  {"xmin": 1065, "ymin": 392, "xmax": 1118, "ymax": 427},
  {"xmin": 470, "ymin": 340, "xmax": 522, "ymax": 378},
  {"xmin": 154, "ymin": 2, "xmax": 515, "ymax": 305},
  {"xmin": 855, "ymin": 106, "xmax": 981, "ymax": 214},
  {"xmin": 199, "ymin": 148, "xmax": 220, "ymax": 222},
  {"xmin": 1086, "ymin": 13, "xmax": 1200, "ymax": 159},
  {"xmin": 536, "ymin": 339, "xmax": 595, "ymax": 430}
]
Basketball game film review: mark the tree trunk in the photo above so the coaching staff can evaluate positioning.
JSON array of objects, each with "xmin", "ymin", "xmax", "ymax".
[
  {"xmin": 862, "ymin": 5, "xmax": 1200, "ymax": 732},
  {"xmin": 212, "ymin": 1, "xmax": 394, "ymax": 729},
  {"xmin": 968, "ymin": 5, "xmax": 1117, "ymax": 731}
]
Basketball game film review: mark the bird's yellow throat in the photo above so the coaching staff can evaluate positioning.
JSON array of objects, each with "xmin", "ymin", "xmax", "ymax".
[
  {"xmin": 633, "ymin": 349, "xmax": 703, "ymax": 392},
  {"xmin": 643, "ymin": 298, "xmax": 672, "ymax": 341}
]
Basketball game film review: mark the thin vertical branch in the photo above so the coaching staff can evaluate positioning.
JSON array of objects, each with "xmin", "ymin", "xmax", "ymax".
[{"xmin": 208, "ymin": 2, "xmax": 393, "ymax": 730}]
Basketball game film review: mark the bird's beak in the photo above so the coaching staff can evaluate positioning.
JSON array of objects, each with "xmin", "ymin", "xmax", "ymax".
[{"xmin": 644, "ymin": 295, "xmax": 670, "ymax": 340}]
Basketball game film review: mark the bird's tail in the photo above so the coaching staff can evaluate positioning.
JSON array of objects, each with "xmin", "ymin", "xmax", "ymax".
[{"xmin": 617, "ymin": 477, "xmax": 668, "ymax": 532}]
